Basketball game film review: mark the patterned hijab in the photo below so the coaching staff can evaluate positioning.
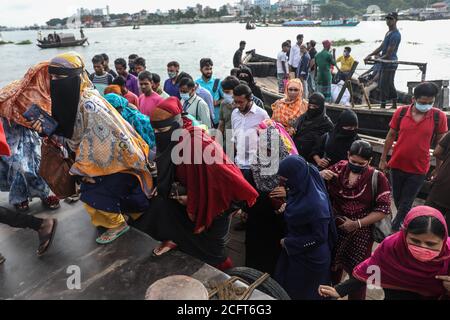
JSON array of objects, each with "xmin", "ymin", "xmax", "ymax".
[{"xmin": 271, "ymin": 79, "xmax": 307, "ymax": 131}]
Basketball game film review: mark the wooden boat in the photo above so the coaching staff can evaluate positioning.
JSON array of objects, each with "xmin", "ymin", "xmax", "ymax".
[
  {"xmin": 282, "ymin": 20, "xmax": 321, "ymax": 27},
  {"xmin": 37, "ymin": 33, "xmax": 88, "ymax": 49},
  {"xmin": 320, "ymin": 18, "xmax": 360, "ymax": 27},
  {"xmin": 246, "ymin": 22, "xmax": 256, "ymax": 30},
  {"xmin": 242, "ymin": 50, "xmax": 450, "ymax": 139}
]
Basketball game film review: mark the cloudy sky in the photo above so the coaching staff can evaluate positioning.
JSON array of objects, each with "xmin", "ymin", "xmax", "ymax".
[{"xmin": 1, "ymin": 0, "xmax": 233, "ymax": 27}]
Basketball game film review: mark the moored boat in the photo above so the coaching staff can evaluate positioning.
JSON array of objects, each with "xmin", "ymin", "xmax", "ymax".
[
  {"xmin": 282, "ymin": 20, "xmax": 321, "ymax": 27},
  {"xmin": 320, "ymin": 18, "xmax": 360, "ymax": 27},
  {"xmin": 37, "ymin": 33, "xmax": 88, "ymax": 49}
]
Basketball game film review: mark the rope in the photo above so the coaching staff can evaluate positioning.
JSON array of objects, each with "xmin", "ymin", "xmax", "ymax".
[{"xmin": 207, "ymin": 273, "xmax": 271, "ymax": 300}]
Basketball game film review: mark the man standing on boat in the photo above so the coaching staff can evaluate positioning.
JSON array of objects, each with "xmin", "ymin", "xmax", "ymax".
[
  {"xmin": 233, "ymin": 41, "xmax": 246, "ymax": 68},
  {"xmin": 289, "ymin": 34, "xmax": 303, "ymax": 78},
  {"xmin": 315, "ymin": 40, "xmax": 336, "ymax": 102},
  {"xmin": 380, "ymin": 82, "xmax": 448, "ymax": 232},
  {"xmin": 364, "ymin": 12, "xmax": 401, "ymax": 109}
]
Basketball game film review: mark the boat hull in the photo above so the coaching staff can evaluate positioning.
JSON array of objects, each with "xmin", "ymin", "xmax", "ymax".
[{"xmin": 37, "ymin": 38, "xmax": 88, "ymax": 49}]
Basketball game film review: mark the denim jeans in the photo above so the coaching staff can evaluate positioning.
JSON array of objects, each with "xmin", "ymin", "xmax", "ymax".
[{"xmin": 390, "ymin": 169, "xmax": 426, "ymax": 231}]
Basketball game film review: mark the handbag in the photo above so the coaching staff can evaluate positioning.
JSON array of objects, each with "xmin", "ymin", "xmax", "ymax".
[
  {"xmin": 371, "ymin": 169, "xmax": 393, "ymax": 243},
  {"xmin": 39, "ymin": 138, "xmax": 76, "ymax": 199}
]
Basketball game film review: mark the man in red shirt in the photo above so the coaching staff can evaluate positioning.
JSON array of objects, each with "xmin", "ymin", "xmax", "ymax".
[{"xmin": 380, "ymin": 82, "xmax": 448, "ymax": 231}]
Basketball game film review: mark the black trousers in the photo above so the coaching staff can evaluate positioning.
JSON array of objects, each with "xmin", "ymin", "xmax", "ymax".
[
  {"xmin": 0, "ymin": 206, "xmax": 43, "ymax": 231},
  {"xmin": 379, "ymin": 68, "xmax": 397, "ymax": 103}
]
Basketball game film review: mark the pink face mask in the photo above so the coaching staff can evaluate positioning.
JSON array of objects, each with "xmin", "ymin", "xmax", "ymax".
[{"xmin": 408, "ymin": 244, "xmax": 440, "ymax": 262}]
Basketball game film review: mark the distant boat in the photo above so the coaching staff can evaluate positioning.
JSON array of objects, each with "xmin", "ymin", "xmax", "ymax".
[
  {"xmin": 246, "ymin": 22, "xmax": 256, "ymax": 30},
  {"xmin": 282, "ymin": 20, "xmax": 321, "ymax": 27},
  {"xmin": 37, "ymin": 33, "xmax": 88, "ymax": 49},
  {"xmin": 320, "ymin": 18, "xmax": 360, "ymax": 27},
  {"xmin": 133, "ymin": 25, "xmax": 140, "ymax": 30}
]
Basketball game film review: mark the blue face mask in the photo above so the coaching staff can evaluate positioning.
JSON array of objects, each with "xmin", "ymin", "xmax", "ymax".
[
  {"xmin": 415, "ymin": 102, "xmax": 433, "ymax": 113},
  {"xmin": 180, "ymin": 93, "xmax": 191, "ymax": 101},
  {"xmin": 223, "ymin": 93, "xmax": 234, "ymax": 104}
]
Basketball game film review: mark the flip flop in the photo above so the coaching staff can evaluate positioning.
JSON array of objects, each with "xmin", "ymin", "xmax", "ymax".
[
  {"xmin": 96, "ymin": 225, "xmax": 130, "ymax": 245},
  {"xmin": 37, "ymin": 219, "xmax": 58, "ymax": 256},
  {"xmin": 152, "ymin": 240, "xmax": 177, "ymax": 257},
  {"xmin": 14, "ymin": 201, "xmax": 29, "ymax": 212},
  {"xmin": 0, "ymin": 253, "xmax": 5, "ymax": 264}
]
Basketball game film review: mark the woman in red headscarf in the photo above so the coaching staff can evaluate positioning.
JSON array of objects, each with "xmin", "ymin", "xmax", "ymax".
[
  {"xmin": 131, "ymin": 97, "xmax": 258, "ymax": 270},
  {"xmin": 318, "ymin": 206, "xmax": 450, "ymax": 300}
]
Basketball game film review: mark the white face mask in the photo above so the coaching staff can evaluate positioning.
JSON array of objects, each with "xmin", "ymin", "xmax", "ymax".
[
  {"xmin": 223, "ymin": 93, "xmax": 234, "ymax": 104},
  {"xmin": 180, "ymin": 92, "xmax": 191, "ymax": 101}
]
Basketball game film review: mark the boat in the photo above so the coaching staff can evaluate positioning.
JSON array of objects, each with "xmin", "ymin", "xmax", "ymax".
[
  {"xmin": 320, "ymin": 18, "xmax": 360, "ymax": 27},
  {"xmin": 37, "ymin": 33, "xmax": 88, "ymax": 49},
  {"xmin": 242, "ymin": 50, "xmax": 450, "ymax": 139},
  {"xmin": 282, "ymin": 20, "xmax": 321, "ymax": 27},
  {"xmin": 246, "ymin": 22, "xmax": 256, "ymax": 30}
]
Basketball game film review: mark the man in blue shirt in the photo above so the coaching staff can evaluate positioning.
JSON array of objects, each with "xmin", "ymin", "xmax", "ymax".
[
  {"xmin": 164, "ymin": 61, "xmax": 181, "ymax": 99},
  {"xmin": 196, "ymin": 58, "xmax": 223, "ymax": 127},
  {"xmin": 365, "ymin": 12, "xmax": 401, "ymax": 109}
]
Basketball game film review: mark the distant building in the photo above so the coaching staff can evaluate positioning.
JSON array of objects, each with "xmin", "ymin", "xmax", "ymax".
[{"xmin": 92, "ymin": 8, "xmax": 104, "ymax": 16}]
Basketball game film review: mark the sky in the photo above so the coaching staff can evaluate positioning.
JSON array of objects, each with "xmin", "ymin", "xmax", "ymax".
[{"xmin": 0, "ymin": 0, "xmax": 233, "ymax": 27}]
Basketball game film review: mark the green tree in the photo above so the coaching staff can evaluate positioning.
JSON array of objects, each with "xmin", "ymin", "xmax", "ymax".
[
  {"xmin": 219, "ymin": 5, "xmax": 229, "ymax": 16},
  {"xmin": 255, "ymin": 6, "xmax": 263, "ymax": 17},
  {"xmin": 185, "ymin": 8, "xmax": 197, "ymax": 19},
  {"xmin": 318, "ymin": 1, "xmax": 356, "ymax": 19}
]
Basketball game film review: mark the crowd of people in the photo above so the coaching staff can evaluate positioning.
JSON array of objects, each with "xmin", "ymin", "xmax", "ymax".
[
  {"xmin": 1, "ymin": 13, "xmax": 450, "ymax": 300},
  {"xmin": 275, "ymin": 11, "xmax": 401, "ymax": 108}
]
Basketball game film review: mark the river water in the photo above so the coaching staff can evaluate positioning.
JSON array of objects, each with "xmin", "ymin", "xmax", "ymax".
[{"xmin": 1, "ymin": 20, "xmax": 450, "ymax": 90}]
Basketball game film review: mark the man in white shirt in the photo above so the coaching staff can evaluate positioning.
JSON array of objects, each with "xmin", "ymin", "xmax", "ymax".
[
  {"xmin": 288, "ymin": 34, "xmax": 304, "ymax": 76},
  {"xmin": 231, "ymin": 84, "xmax": 269, "ymax": 171},
  {"xmin": 277, "ymin": 41, "xmax": 290, "ymax": 93},
  {"xmin": 179, "ymin": 77, "xmax": 212, "ymax": 129}
]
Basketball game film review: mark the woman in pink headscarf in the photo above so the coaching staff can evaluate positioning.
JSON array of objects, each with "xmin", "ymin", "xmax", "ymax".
[{"xmin": 318, "ymin": 206, "xmax": 450, "ymax": 300}]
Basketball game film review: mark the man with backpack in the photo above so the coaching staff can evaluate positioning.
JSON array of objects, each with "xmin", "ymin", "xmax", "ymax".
[
  {"xmin": 196, "ymin": 58, "xmax": 223, "ymax": 128},
  {"xmin": 380, "ymin": 82, "xmax": 448, "ymax": 231}
]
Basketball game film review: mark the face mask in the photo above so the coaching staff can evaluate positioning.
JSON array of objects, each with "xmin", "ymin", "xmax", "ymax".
[
  {"xmin": 348, "ymin": 162, "xmax": 367, "ymax": 174},
  {"xmin": 168, "ymin": 72, "xmax": 177, "ymax": 79},
  {"xmin": 340, "ymin": 128, "xmax": 357, "ymax": 137},
  {"xmin": 180, "ymin": 93, "xmax": 191, "ymax": 101},
  {"xmin": 223, "ymin": 93, "xmax": 234, "ymax": 104},
  {"xmin": 415, "ymin": 102, "xmax": 433, "ymax": 113},
  {"xmin": 343, "ymin": 51, "xmax": 349, "ymax": 57},
  {"xmin": 307, "ymin": 107, "xmax": 322, "ymax": 118},
  {"xmin": 408, "ymin": 244, "xmax": 440, "ymax": 262}
]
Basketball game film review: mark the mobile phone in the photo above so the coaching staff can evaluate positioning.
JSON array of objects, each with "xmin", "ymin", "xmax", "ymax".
[{"xmin": 23, "ymin": 104, "xmax": 58, "ymax": 136}]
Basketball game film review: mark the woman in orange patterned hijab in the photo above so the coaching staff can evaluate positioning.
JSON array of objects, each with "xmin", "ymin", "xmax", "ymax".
[{"xmin": 271, "ymin": 79, "xmax": 308, "ymax": 135}]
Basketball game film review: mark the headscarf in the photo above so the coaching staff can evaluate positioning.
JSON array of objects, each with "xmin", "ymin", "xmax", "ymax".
[
  {"xmin": 104, "ymin": 93, "xmax": 155, "ymax": 149},
  {"xmin": 293, "ymin": 92, "xmax": 334, "ymax": 158},
  {"xmin": 48, "ymin": 52, "xmax": 93, "ymax": 138},
  {"xmin": 278, "ymin": 155, "xmax": 337, "ymax": 253},
  {"xmin": 49, "ymin": 52, "xmax": 153, "ymax": 196},
  {"xmin": 250, "ymin": 121, "xmax": 291, "ymax": 193},
  {"xmin": 324, "ymin": 109, "xmax": 360, "ymax": 165},
  {"xmin": 237, "ymin": 67, "xmax": 265, "ymax": 102},
  {"xmin": 0, "ymin": 120, "xmax": 11, "ymax": 156},
  {"xmin": 0, "ymin": 62, "xmax": 51, "ymax": 129},
  {"xmin": 104, "ymin": 85, "xmax": 122, "ymax": 95},
  {"xmin": 271, "ymin": 79, "xmax": 307, "ymax": 131},
  {"xmin": 150, "ymin": 97, "xmax": 259, "ymax": 234},
  {"xmin": 353, "ymin": 206, "xmax": 450, "ymax": 298}
]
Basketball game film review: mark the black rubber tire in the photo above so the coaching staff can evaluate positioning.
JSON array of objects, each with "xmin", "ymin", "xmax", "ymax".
[{"xmin": 225, "ymin": 267, "xmax": 291, "ymax": 300}]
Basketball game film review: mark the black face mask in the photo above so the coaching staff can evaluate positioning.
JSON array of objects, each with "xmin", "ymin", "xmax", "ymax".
[
  {"xmin": 339, "ymin": 128, "xmax": 357, "ymax": 137},
  {"xmin": 155, "ymin": 129, "xmax": 175, "ymax": 152},
  {"xmin": 307, "ymin": 106, "xmax": 323, "ymax": 118},
  {"xmin": 348, "ymin": 162, "xmax": 367, "ymax": 174},
  {"xmin": 50, "ymin": 76, "xmax": 81, "ymax": 138}
]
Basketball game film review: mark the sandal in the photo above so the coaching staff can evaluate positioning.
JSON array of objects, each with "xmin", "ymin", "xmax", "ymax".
[
  {"xmin": 42, "ymin": 195, "xmax": 60, "ymax": 210},
  {"xmin": 64, "ymin": 194, "xmax": 80, "ymax": 204},
  {"xmin": 0, "ymin": 253, "xmax": 5, "ymax": 264},
  {"xmin": 96, "ymin": 224, "xmax": 130, "ymax": 245},
  {"xmin": 37, "ymin": 219, "xmax": 58, "ymax": 256},
  {"xmin": 152, "ymin": 240, "xmax": 177, "ymax": 257},
  {"xmin": 14, "ymin": 201, "xmax": 30, "ymax": 212}
]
